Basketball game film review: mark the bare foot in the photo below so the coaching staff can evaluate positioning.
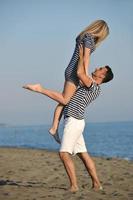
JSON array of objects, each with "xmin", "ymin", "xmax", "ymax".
[
  {"xmin": 48, "ymin": 129, "xmax": 61, "ymax": 144},
  {"xmin": 70, "ymin": 186, "xmax": 79, "ymax": 193},
  {"xmin": 49, "ymin": 127, "xmax": 57, "ymax": 135},
  {"xmin": 23, "ymin": 84, "xmax": 43, "ymax": 93},
  {"xmin": 92, "ymin": 185, "xmax": 103, "ymax": 191}
]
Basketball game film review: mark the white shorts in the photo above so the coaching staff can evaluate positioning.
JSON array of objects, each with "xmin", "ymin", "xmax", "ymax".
[{"xmin": 60, "ymin": 116, "xmax": 87, "ymax": 155}]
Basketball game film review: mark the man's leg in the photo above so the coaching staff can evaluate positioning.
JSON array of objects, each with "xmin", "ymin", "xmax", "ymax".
[
  {"xmin": 59, "ymin": 152, "xmax": 79, "ymax": 192},
  {"xmin": 78, "ymin": 152, "xmax": 102, "ymax": 190}
]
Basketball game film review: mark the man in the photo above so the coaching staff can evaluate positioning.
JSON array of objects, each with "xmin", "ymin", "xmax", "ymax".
[
  {"xmin": 23, "ymin": 46, "xmax": 114, "ymax": 192},
  {"xmin": 59, "ymin": 46, "xmax": 114, "ymax": 192}
]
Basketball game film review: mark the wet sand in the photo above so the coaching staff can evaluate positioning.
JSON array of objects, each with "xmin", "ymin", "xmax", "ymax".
[{"xmin": 0, "ymin": 147, "xmax": 132, "ymax": 200}]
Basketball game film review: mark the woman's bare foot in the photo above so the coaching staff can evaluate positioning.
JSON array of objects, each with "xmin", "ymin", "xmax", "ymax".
[
  {"xmin": 23, "ymin": 84, "xmax": 43, "ymax": 93},
  {"xmin": 48, "ymin": 129, "xmax": 61, "ymax": 144},
  {"xmin": 49, "ymin": 127, "xmax": 57, "ymax": 135}
]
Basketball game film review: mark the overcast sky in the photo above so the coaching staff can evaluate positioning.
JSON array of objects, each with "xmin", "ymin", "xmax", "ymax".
[{"xmin": 0, "ymin": 0, "xmax": 133, "ymax": 125}]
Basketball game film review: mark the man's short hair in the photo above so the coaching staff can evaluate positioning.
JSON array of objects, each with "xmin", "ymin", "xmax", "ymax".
[{"xmin": 102, "ymin": 66, "xmax": 114, "ymax": 83}]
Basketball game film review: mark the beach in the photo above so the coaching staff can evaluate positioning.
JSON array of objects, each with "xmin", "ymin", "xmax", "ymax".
[{"xmin": 0, "ymin": 148, "xmax": 132, "ymax": 200}]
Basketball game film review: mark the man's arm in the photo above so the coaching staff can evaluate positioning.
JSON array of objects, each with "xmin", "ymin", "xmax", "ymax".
[
  {"xmin": 83, "ymin": 47, "xmax": 91, "ymax": 76},
  {"xmin": 77, "ymin": 69, "xmax": 93, "ymax": 87},
  {"xmin": 77, "ymin": 45, "xmax": 93, "ymax": 87}
]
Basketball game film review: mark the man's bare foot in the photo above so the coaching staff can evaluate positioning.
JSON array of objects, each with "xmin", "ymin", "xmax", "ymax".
[
  {"xmin": 92, "ymin": 184, "xmax": 103, "ymax": 191},
  {"xmin": 69, "ymin": 186, "xmax": 79, "ymax": 193},
  {"xmin": 23, "ymin": 84, "xmax": 43, "ymax": 93}
]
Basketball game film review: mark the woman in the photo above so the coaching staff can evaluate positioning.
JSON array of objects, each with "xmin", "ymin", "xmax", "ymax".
[{"xmin": 23, "ymin": 20, "xmax": 109, "ymax": 143}]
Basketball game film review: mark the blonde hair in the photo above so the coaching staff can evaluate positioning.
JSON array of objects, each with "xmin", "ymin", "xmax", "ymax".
[{"xmin": 78, "ymin": 20, "xmax": 109, "ymax": 47}]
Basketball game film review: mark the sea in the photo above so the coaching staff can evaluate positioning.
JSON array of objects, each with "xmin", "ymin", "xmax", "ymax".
[{"xmin": 0, "ymin": 121, "xmax": 133, "ymax": 160}]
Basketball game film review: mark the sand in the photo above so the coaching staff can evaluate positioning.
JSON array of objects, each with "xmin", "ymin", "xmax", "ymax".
[{"xmin": 0, "ymin": 147, "xmax": 132, "ymax": 200}]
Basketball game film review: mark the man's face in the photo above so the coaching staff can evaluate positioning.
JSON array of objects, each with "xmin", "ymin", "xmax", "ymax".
[{"xmin": 93, "ymin": 67, "xmax": 107, "ymax": 79}]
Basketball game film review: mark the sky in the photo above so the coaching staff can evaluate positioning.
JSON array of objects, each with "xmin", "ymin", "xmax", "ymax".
[{"xmin": 0, "ymin": 0, "xmax": 133, "ymax": 125}]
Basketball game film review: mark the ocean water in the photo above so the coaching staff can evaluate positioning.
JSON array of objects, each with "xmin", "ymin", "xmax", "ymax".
[{"xmin": 0, "ymin": 121, "xmax": 133, "ymax": 160}]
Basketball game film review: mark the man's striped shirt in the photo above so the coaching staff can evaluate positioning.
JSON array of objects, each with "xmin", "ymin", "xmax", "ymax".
[{"xmin": 63, "ymin": 82, "xmax": 101, "ymax": 120}]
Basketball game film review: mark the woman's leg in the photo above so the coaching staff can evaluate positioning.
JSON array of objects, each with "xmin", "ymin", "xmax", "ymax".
[
  {"xmin": 23, "ymin": 81, "xmax": 77, "ymax": 105},
  {"xmin": 49, "ymin": 81, "xmax": 77, "ymax": 135},
  {"xmin": 49, "ymin": 103, "xmax": 63, "ymax": 135},
  {"xmin": 23, "ymin": 81, "xmax": 77, "ymax": 141},
  {"xmin": 78, "ymin": 152, "xmax": 102, "ymax": 190}
]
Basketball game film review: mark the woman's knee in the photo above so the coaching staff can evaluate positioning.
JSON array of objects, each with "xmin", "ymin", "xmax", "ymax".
[
  {"xmin": 62, "ymin": 97, "xmax": 70, "ymax": 105},
  {"xmin": 63, "ymin": 89, "xmax": 77, "ymax": 104}
]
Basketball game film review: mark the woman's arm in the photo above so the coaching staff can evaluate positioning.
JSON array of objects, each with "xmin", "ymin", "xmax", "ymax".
[{"xmin": 77, "ymin": 46, "xmax": 92, "ymax": 87}]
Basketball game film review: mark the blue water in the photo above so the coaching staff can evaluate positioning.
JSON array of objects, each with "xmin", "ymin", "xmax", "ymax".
[{"xmin": 0, "ymin": 121, "xmax": 133, "ymax": 160}]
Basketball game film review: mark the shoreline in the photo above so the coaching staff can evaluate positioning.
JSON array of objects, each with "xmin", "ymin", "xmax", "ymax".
[
  {"xmin": 0, "ymin": 146, "xmax": 132, "ymax": 161},
  {"xmin": 0, "ymin": 147, "xmax": 133, "ymax": 200}
]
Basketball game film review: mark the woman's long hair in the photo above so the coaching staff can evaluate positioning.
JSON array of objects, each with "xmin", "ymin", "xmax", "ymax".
[{"xmin": 78, "ymin": 20, "xmax": 109, "ymax": 47}]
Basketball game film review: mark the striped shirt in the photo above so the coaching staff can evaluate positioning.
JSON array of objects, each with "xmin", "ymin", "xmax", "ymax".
[
  {"xmin": 63, "ymin": 82, "xmax": 101, "ymax": 120},
  {"xmin": 65, "ymin": 33, "xmax": 95, "ymax": 86}
]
